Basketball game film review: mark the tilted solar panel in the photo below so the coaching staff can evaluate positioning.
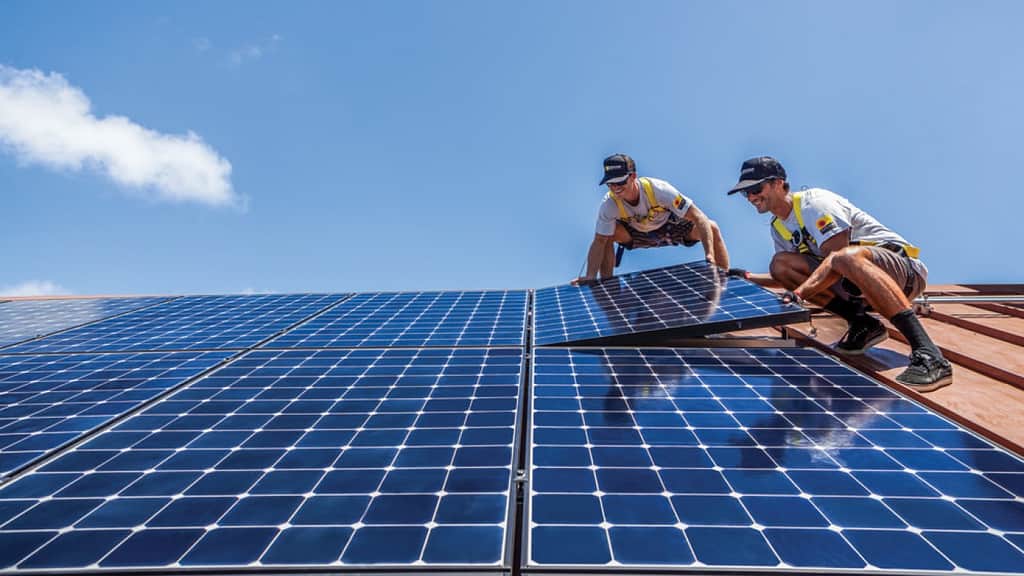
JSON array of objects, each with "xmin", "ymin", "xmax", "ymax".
[
  {"xmin": 0, "ymin": 351, "xmax": 231, "ymax": 477},
  {"xmin": 527, "ymin": 347, "xmax": 1024, "ymax": 573},
  {"xmin": 0, "ymin": 347, "xmax": 524, "ymax": 570},
  {"xmin": 0, "ymin": 297, "xmax": 168, "ymax": 349},
  {"xmin": 533, "ymin": 261, "xmax": 808, "ymax": 346},
  {"xmin": 265, "ymin": 290, "xmax": 528, "ymax": 349},
  {"xmin": 1, "ymin": 294, "xmax": 346, "ymax": 354}
]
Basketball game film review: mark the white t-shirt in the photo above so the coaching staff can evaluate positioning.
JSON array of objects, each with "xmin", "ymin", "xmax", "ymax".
[
  {"xmin": 595, "ymin": 177, "xmax": 692, "ymax": 235},
  {"xmin": 771, "ymin": 187, "xmax": 928, "ymax": 280}
]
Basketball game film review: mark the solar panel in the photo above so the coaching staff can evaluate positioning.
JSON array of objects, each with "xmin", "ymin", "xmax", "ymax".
[
  {"xmin": 0, "ymin": 297, "xmax": 167, "ymax": 349},
  {"xmin": 0, "ymin": 347, "xmax": 524, "ymax": 570},
  {"xmin": 265, "ymin": 291, "xmax": 528, "ymax": 348},
  {"xmin": 533, "ymin": 261, "xmax": 808, "ymax": 346},
  {"xmin": 527, "ymin": 347, "xmax": 1024, "ymax": 573},
  {"xmin": 1, "ymin": 294, "xmax": 346, "ymax": 355},
  {"xmin": 0, "ymin": 351, "xmax": 230, "ymax": 477}
]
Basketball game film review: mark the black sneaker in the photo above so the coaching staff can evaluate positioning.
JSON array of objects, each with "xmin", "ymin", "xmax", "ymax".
[
  {"xmin": 834, "ymin": 317, "xmax": 887, "ymax": 355},
  {"xmin": 896, "ymin": 349, "xmax": 953, "ymax": 392}
]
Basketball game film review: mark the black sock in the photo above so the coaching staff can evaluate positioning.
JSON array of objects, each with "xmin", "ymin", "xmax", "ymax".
[
  {"xmin": 825, "ymin": 297, "xmax": 868, "ymax": 324},
  {"xmin": 889, "ymin": 309, "xmax": 942, "ymax": 357}
]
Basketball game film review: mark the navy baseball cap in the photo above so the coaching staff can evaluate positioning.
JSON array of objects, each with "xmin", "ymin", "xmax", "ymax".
[
  {"xmin": 600, "ymin": 153, "xmax": 636, "ymax": 185},
  {"xmin": 727, "ymin": 156, "xmax": 787, "ymax": 194}
]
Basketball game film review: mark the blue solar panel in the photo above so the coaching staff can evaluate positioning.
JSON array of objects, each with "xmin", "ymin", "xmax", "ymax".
[
  {"xmin": 265, "ymin": 291, "xmax": 527, "ymax": 348},
  {"xmin": 528, "ymin": 347, "xmax": 1024, "ymax": 572},
  {"xmin": 0, "ymin": 351, "xmax": 231, "ymax": 477},
  {"xmin": 0, "ymin": 347, "xmax": 523, "ymax": 570},
  {"xmin": 533, "ymin": 261, "xmax": 808, "ymax": 346},
  {"xmin": 0, "ymin": 297, "xmax": 167, "ymax": 349},
  {"xmin": 2, "ymin": 294, "xmax": 345, "ymax": 354}
]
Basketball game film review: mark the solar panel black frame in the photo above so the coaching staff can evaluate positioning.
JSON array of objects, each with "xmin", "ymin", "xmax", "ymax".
[
  {"xmin": 532, "ymin": 262, "xmax": 809, "ymax": 347},
  {"xmin": 263, "ymin": 290, "xmax": 529, "ymax": 349},
  {"xmin": 0, "ymin": 346, "xmax": 528, "ymax": 573},
  {"xmin": 523, "ymin": 346, "xmax": 1024, "ymax": 575},
  {"xmin": 0, "ymin": 297, "xmax": 169, "ymax": 350},
  {"xmin": 0, "ymin": 294, "xmax": 348, "ymax": 355}
]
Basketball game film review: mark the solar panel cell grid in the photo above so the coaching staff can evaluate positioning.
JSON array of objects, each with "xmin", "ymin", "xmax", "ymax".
[
  {"xmin": 528, "ymin": 347, "xmax": 1024, "ymax": 573},
  {"xmin": 0, "ymin": 351, "xmax": 230, "ymax": 476},
  {"xmin": 0, "ymin": 347, "xmax": 523, "ymax": 570},
  {"xmin": 0, "ymin": 297, "xmax": 167, "ymax": 349},
  {"xmin": 266, "ymin": 290, "xmax": 528, "ymax": 348},
  {"xmin": 2, "ymin": 294, "xmax": 345, "ymax": 354},
  {"xmin": 533, "ymin": 262, "xmax": 807, "ymax": 346}
]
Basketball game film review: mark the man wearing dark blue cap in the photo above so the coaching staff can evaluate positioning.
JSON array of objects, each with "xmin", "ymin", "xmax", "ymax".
[
  {"xmin": 727, "ymin": 156, "xmax": 952, "ymax": 392},
  {"xmin": 573, "ymin": 153, "xmax": 730, "ymax": 285}
]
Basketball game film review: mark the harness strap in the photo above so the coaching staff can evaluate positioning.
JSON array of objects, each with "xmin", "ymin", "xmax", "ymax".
[
  {"xmin": 852, "ymin": 240, "xmax": 922, "ymax": 259},
  {"xmin": 609, "ymin": 177, "xmax": 668, "ymax": 224},
  {"xmin": 772, "ymin": 192, "xmax": 922, "ymax": 259},
  {"xmin": 771, "ymin": 192, "xmax": 812, "ymax": 254}
]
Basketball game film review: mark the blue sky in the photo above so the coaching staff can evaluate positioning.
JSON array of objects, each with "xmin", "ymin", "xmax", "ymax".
[{"xmin": 2, "ymin": 1, "xmax": 1021, "ymax": 296}]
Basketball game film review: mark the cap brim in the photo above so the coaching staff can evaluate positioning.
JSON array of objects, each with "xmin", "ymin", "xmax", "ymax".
[
  {"xmin": 601, "ymin": 174, "xmax": 630, "ymax": 186},
  {"xmin": 727, "ymin": 178, "xmax": 768, "ymax": 195}
]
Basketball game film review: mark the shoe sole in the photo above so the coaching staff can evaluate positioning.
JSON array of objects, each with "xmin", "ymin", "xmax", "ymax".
[
  {"xmin": 896, "ymin": 373, "xmax": 953, "ymax": 393},
  {"xmin": 834, "ymin": 332, "xmax": 888, "ymax": 356}
]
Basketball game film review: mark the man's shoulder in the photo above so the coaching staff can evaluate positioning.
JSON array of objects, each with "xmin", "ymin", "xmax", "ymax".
[
  {"xmin": 641, "ymin": 176, "xmax": 684, "ymax": 198},
  {"xmin": 799, "ymin": 188, "xmax": 847, "ymax": 211}
]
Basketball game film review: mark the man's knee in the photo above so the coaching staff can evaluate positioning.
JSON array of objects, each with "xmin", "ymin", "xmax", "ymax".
[
  {"xmin": 612, "ymin": 222, "xmax": 632, "ymax": 244},
  {"xmin": 769, "ymin": 252, "xmax": 806, "ymax": 283},
  {"xmin": 828, "ymin": 246, "xmax": 871, "ymax": 277}
]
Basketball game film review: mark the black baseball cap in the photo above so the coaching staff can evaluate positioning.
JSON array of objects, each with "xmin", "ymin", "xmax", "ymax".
[
  {"xmin": 600, "ymin": 153, "xmax": 636, "ymax": 185},
  {"xmin": 727, "ymin": 156, "xmax": 787, "ymax": 194}
]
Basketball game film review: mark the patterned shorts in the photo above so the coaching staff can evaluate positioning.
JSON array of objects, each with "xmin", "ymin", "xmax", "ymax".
[{"xmin": 619, "ymin": 217, "xmax": 697, "ymax": 250}]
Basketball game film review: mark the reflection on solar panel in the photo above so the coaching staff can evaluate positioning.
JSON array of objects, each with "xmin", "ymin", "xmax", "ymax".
[
  {"xmin": 0, "ymin": 298, "xmax": 167, "ymax": 349},
  {"xmin": 533, "ymin": 262, "xmax": 808, "ymax": 346},
  {"xmin": 0, "ymin": 347, "xmax": 523, "ymax": 570},
  {"xmin": 266, "ymin": 291, "xmax": 527, "ymax": 348},
  {"xmin": 528, "ymin": 347, "xmax": 1024, "ymax": 573},
  {"xmin": 0, "ymin": 351, "xmax": 230, "ymax": 477},
  {"xmin": 2, "ymin": 294, "xmax": 345, "ymax": 354}
]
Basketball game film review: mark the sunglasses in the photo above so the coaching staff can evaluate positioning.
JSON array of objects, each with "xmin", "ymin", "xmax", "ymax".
[
  {"xmin": 607, "ymin": 175, "xmax": 632, "ymax": 188},
  {"xmin": 742, "ymin": 182, "xmax": 767, "ymax": 197}
]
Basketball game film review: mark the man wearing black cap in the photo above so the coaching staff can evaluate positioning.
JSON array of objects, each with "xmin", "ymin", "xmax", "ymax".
[
  {"xmin": 573, "ymin": 153, "xmax": 730, "ymax": 284},
  {"xmin": 727, "ymin": 156, "xmax": 952, "ymax": 392}
]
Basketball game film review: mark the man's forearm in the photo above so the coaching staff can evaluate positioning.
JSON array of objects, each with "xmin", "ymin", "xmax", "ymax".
[
  {"xmin": 746, "ymin": 273, "xmax": 780, "ymax": 288},
  {"xmin": 697, "ymin": 218, "xmax": 715, "ymax": 262},
  {"xmin": 584, "ymin": 240, "xmax": 609, "ymax": 279}
]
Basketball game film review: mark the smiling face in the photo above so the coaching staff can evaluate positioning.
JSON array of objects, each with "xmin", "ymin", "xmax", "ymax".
[
  {"xmin": 744, "ymin": 178, "xmax": 786, "ymax": 215},
  {"xmin": 608, "ymin": 173, "xmax": 639, "ymax": 203}
]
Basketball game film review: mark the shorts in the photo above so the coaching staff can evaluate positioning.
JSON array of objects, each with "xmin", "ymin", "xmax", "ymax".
[
  {"xmin": 864, "ymin": 245, "xmax": 927, "ymax": 300},
  {"xmin": 803, "ymin": 245, "xmax": 926, "ymax": 300},
  {"xmin": 619, "ymin": 216, "xmax": 697, "ymax": 250}
]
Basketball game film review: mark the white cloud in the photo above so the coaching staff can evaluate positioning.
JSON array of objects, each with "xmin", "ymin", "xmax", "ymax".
[
  {"xmin": 227, "ymin": 34, "xmax": 282, "ymax": 67},
  {"xmin": 0, "ymin": 280, "xmax": 70, "ymax": 297},
  {"xmin": 0, "ymin": 64, "xmax": 240, "ymax": 208}
]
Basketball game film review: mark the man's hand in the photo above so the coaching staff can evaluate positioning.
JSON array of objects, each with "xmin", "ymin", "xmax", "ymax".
[
  {"xmin": 571, "ymin": 276, "xmax": 598, "ymax": 287},
  {"xmin": 727, "ymin": 268, "xmax": 751, "ymax": 279},
  {"xmin": 781, "ymin": 289, "xmax": 805, "ymax": 305}
]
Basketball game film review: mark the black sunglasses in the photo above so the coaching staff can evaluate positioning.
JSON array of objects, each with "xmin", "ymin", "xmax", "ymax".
[
  {"xmin": 742, "ymin": 184, "xmax": 763, "ymax": 197},
  {"xmin": 607, "ymin": 174, "xmax": 633, "ymax": 188}
]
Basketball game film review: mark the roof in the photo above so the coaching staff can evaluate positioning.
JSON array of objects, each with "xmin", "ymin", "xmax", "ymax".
[{"xmin": 743, "ymin": 284, "xmax": 1024, "ymax": 454}]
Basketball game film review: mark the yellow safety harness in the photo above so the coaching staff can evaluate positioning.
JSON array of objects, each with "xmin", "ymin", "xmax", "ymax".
[
  {"xmin": 771, "ymin": 192, "xmax": 920, "ymax": 258},
  {"xmin": 609, "ymin": 177, "xmax": 667, "ymax": 224},
  {"xmin": 771, "ymin": 192, "xmax": 813, "ymax": 254}
]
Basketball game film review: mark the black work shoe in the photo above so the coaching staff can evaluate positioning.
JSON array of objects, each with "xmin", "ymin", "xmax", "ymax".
[
  {"xmin": 834, "ymin": 317, "xmax": 887, "ymax": 355},
  {"xmin": 896, "ymin": 349, "xmax": 953, "ymax": 392}
]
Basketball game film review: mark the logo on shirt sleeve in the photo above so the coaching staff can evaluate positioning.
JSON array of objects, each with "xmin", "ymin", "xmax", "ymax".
[
  {"xmin": 816, "ymin": 214, "xmax": 838, "ymax": 235},
  {"xmin": 673, "ymin": 195, "xmax": 683, "ymax": 208}
]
